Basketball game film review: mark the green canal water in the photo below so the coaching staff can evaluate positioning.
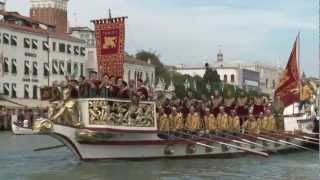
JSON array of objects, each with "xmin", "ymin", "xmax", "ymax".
[{"xmin": 0, "ymin": 132, "xmax": 319, "ymax": 180}]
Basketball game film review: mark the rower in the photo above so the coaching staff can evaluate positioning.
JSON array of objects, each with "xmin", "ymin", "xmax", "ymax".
[
  {"xmin": 257, "ymin": 112, "xmax": 267, "ymax": 131},
  {"xmin": 169, "ymin": 107, "xmax": 184, "ymax": 130},
  {"xmin": 203, "ymin": 108, "xmax": 217, "ymax": 131},
  {"xmin": 158, "ymin": 107, "xmax": 169, "ymax": 132},
  {"xmin": 217, "ymin": 106, "xmax": 229, "ymax": 130},
  {"xmin": 265, "ymin": 109, "xmax": 276, "ymax": 131},
  {"xmin": 228, "ymin": 109, "xmax": 240, "ymax": 131},
  {"xmin": 185, "ymin": 106, "xmax": 200, "ymax": 130},
  {"xmin": 242, "ymin": 113, "xmax": 260, "ymax": 134}
]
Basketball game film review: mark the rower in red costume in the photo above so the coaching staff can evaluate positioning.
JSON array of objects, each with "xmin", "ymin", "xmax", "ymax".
[
  {"xmin": 211, "ymin": 90, "xmax": 223, "ymax": 117},
  {"xmin": 236, "ymin": 91, "xmax": 248, "ymax": 124},
  {"xmin": 253, "ymin": 95, "xmax": 264, "ymax": 116},
  {"xmin": 118, "ymin": 80, "xmax": 129, "ymax": 98},
  {"xmin": 136, "ymin": 79, "xmax": 149, "ymax": 100},
  {"xmin": 223, "ymin": 90, "xmax": 235, "ymax": 115}
]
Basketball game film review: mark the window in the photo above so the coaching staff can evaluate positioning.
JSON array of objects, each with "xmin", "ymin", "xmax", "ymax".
[
  {"xmin": 4, "ymin": 57, "xmax": 9, "ymax": 73},
  {"xmin": 11, "ymin": 59, "xmax": 17, "ymax": 74},
  {"xmin": 272, "ymin": 80, "xmax": 276, "ymax": 89},
  {"xmin": 52, "ymin": 60, "xmax": 58, "ymax": 74},
  {"xmin": 74, "ymin": 46, "xmax": 79, "ymax": 55},
  {"xmin": 128, "ymin": 70, "xmax": 131, "ymax": 81},
  {"xmin": 52, "ymin": 42, "xmax": 56, "ymax": 51},
  {"xmin": 265, "ymin": 79, "xmax": 269, "ymax": 88},
  {"xmin": 3, "ymin": 33, "xmax": 9, "ymax": 44},
  {"xmin": 32, "ymin": 39, "xmax": 38, "ymax": 49},
  {"xmin": 43, "ymin": 41, "xmax": 49, "ymax": 51},
  {"xmin": 59, "ymin": 43, "xmax": 65, "ymax": 53},
  {"xmin": 231, "ymin": 74, "xmax": 235, "ymax": 83},
  {"xmin": 24, "ymin": 61, "xmax": 30, "ymax": 75},
  {"xmin": 3, "ymin": 83, "xmax": 9, "ymax": 96},
  {"xmin": 59, "ymin": 61, "xmax": 64, "ymax": 75},
  {"xmin": 11, "ymin": 83, "xmax": 16, "ymax": 98},
  {"xmin": 80, "ymin": 63, "xmax": 83, "ymax": 76},
  {"xmin": 80, "ymin": 47, "xmax": 86, "ymax": 56},
  {"xmin": 33, "ymin": 85, "xmax": 38, "ymax": 99},
  {"xmin": 24, "ymin": 38, "xmax": 30, "ymax": 48},
  {"xmin": 73, "ymin": 63, "xmax": 78, "ymax": 76},
  {"xmin": 24, "ymin": 84, "xmax": 29, "ymax": 99},
  {"xmin": 67, "ymin": 44, "xmax": 72, "ymax": 54},
  {"xmin": 43, "ymin": 63, "xmax": 49, "ymax": 76},
  {"xmin": 223, "ymin": 75, "xmax": 228, "ymax": 83},
  {"xmin": 11, "ymin": 35, "xmax": 17, "ymax": 46},
  {"xmin": 32, "ymin": 62, "xmax": 38, "ymax": 76},
  {"xmin": 67, "ymin": 62, "xmax": 72, "ymax": 74}
]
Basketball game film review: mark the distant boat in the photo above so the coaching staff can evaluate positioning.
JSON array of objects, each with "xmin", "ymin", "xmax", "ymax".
[{"xmin": 11, "ymin": 115, "xmax": 34, "ymax": 135}]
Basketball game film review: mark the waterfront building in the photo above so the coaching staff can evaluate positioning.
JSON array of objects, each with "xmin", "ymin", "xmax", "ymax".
[
  {"xmin": 0, "ymin": 1, "xmax": 86, "ymax": 102},
  {"xmin": 175, "ymin": 51, "xmax": 280, "ymax": 94}
]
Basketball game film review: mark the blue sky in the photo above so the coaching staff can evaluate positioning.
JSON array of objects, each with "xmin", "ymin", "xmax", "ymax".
[{"xmin": 6, "ymin": 0, "xmax": 319, "ymax": 76}]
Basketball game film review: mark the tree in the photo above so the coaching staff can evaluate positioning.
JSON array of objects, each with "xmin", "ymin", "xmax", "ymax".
[{"xmin": 203, "ymin": 63, "xmax": 220, "ymax": 84}]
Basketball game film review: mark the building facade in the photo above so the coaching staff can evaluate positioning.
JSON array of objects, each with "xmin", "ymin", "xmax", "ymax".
[
  {"xmin": 175, "ymin": 52, "xmax": 280, "ymax": 94},
  {"xmin": 0, "ymin": 11, "xmax": 86, "ymax": 100}
]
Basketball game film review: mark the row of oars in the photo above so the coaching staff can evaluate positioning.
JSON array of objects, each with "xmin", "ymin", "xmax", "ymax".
[{"xmin": 159, "ymin": 128, "xmax": 319, "ymax": 157}]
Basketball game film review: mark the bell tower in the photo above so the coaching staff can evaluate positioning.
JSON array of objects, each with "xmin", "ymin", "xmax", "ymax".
[{"xmin": 30, "ymin": 0, "xmax": 69, "ymax": 33}]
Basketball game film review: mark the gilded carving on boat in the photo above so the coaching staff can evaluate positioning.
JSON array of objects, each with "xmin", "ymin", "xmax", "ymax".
[
  {"xmin": 48, "ymin": 88, "xmax": 80, "ymax": 126},
  {"xmin": 88, "ymin": 99, "xmax": 155, "ymax": 127}
]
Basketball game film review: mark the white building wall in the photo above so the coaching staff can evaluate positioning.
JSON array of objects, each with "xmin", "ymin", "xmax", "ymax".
[
  {"xmin": 123, "ymin": 63, "xmax": 155, "ymax": 85},
  {"xmin": 0, "ymin": 26, "xmax": 86, "ymax": 99}
]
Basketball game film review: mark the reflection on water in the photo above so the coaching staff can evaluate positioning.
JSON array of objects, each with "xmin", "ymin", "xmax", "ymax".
[{"xmin": 0, "ymin": 132, "xmax": 319, "ymax": 180}]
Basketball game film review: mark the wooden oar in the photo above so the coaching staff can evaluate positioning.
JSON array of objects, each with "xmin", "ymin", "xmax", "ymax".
[
  {"xmin": 249, "ymin": 132, "xmax": 316, "ymax": 152},
  {"xmin": 270, "ymin": 130, "xmax": 319, "ymax": 141},
  {"xmin": 176, "ymin": 130, "xmax": 269, "ymax": 157},
  {"xmin": 158, "ymin": 132, "xmax": 217, "ymax": 150},
  {"xmin": 261, "ymin": 131, "xmax": 319, "ymax": 145},
  {"xmin": 34, "ymin": 144, "xmax": 66, "ymax": 152},
  {"xmin": 220, "ymin": 130, "xmax": 267, "ymax": 149}
]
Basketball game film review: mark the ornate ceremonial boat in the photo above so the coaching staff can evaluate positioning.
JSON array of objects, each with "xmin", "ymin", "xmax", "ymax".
[{"xmin": 30, "ymin": 95, "xmax": 316, "ymax": 161}]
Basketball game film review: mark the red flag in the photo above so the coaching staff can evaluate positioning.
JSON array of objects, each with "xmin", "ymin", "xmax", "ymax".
[
  {"xmin": 274, "ymin": 36, "xmax": 300, "ymax": 106},
  {"xmin": 93, "ymin": 17, "xmax": 126, "ymax": 77}
]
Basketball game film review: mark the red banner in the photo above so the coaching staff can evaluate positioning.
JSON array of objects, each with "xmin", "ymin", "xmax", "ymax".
[
  {"xmin": 93, "ymin": 17, "xmax": 126, "ymax": 77},
  {"xmin": 274, "ymin": 37, "xmax": 300, "ymax": 106}
]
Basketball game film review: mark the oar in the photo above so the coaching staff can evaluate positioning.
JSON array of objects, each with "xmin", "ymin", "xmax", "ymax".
[
  {"xmin": 212, "ymin": 130, "xmax": 261, "ymax": 147},
  {"xmin": 210, "ymin": 131, "xmax": 251, "ymax": 146},
  {"xmin": 220, "ymin": 130, "xmax": 267, "ymax": 149},
  {"xmin": 270, "ymin": 130, "xmax": 319, "ymax": 141},
  {"xmin": 243, "ymin": 132, "xmax": 286, "ymax": 146},
  {"xmin": 158, "ymin": 132, "xmax": 217, "ymax": 150},
  {"xmin": 261, "ymin": 131, "xmax": 319, "ymax": 145},
  {"xmin": 176, "ymin": 130, "xmax": 269, "ymax": 157},
  {"xmin": 34, "ymin": 144, "xmax": 66, "ymax": 152},
  {"xmin": 248, "ymin": 132, "xmax": 316, "ymax": 152}
]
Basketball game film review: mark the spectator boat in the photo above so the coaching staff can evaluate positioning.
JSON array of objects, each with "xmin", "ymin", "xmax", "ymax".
[{"xmin": 11, "ymin": 115, "xmax": 34, "ymax": 135}]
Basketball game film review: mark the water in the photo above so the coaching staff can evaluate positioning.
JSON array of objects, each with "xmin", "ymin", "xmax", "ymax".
[{"xmin": 0, "ymin": 132, "xmax": 319, "ymax": 180}]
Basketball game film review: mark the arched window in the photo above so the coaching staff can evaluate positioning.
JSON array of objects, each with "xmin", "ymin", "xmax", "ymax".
[
  {"xmin": 223, "ymin": 75, "xmax": 228, "ymax": 83},
  {"xmin": 265, "ymin": 79, "xmax": 269, "ymax": 88},
  {"xmin": 230, "ymin": 74, "xmax": 235, "ymax": 83}
]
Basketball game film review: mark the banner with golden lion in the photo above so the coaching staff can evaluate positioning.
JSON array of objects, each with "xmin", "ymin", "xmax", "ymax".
[{"xmin": 93, "ymin": 17, "xmax": 126, "ymax": 77}]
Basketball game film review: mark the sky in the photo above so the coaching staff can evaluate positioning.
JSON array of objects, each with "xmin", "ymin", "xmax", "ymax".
[{"xmin": 6, "ymin": 0, "xmax": 319, "ymax": 76}]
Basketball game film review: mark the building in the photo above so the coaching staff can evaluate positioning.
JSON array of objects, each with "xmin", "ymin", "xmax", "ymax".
[
  {"xmin": 175, "ymin": 51, "xmax": 280, "ymax": 94},
  {"xmin": 30, "ymin": 0, "xmax": 69, "ymax": 33},
  {"xmin": 0, "ymin": 3, "xmax": 86, "ymax": 101},
  {"xmin": 70, "ymin": 26, "xmax": 155, "ymax": 86},
  {"xmin": 69, "ymin": 26, "xmax": 96, "ymax": 75}
]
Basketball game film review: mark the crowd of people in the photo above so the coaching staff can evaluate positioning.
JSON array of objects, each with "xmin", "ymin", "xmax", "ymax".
[
  {"xmin": 156, "ymin": 91, "xmax": 282, "ymax": 134},
  {"xmin": 49, "ymin": 71, "xmax": 149, "ymax": 102}
]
